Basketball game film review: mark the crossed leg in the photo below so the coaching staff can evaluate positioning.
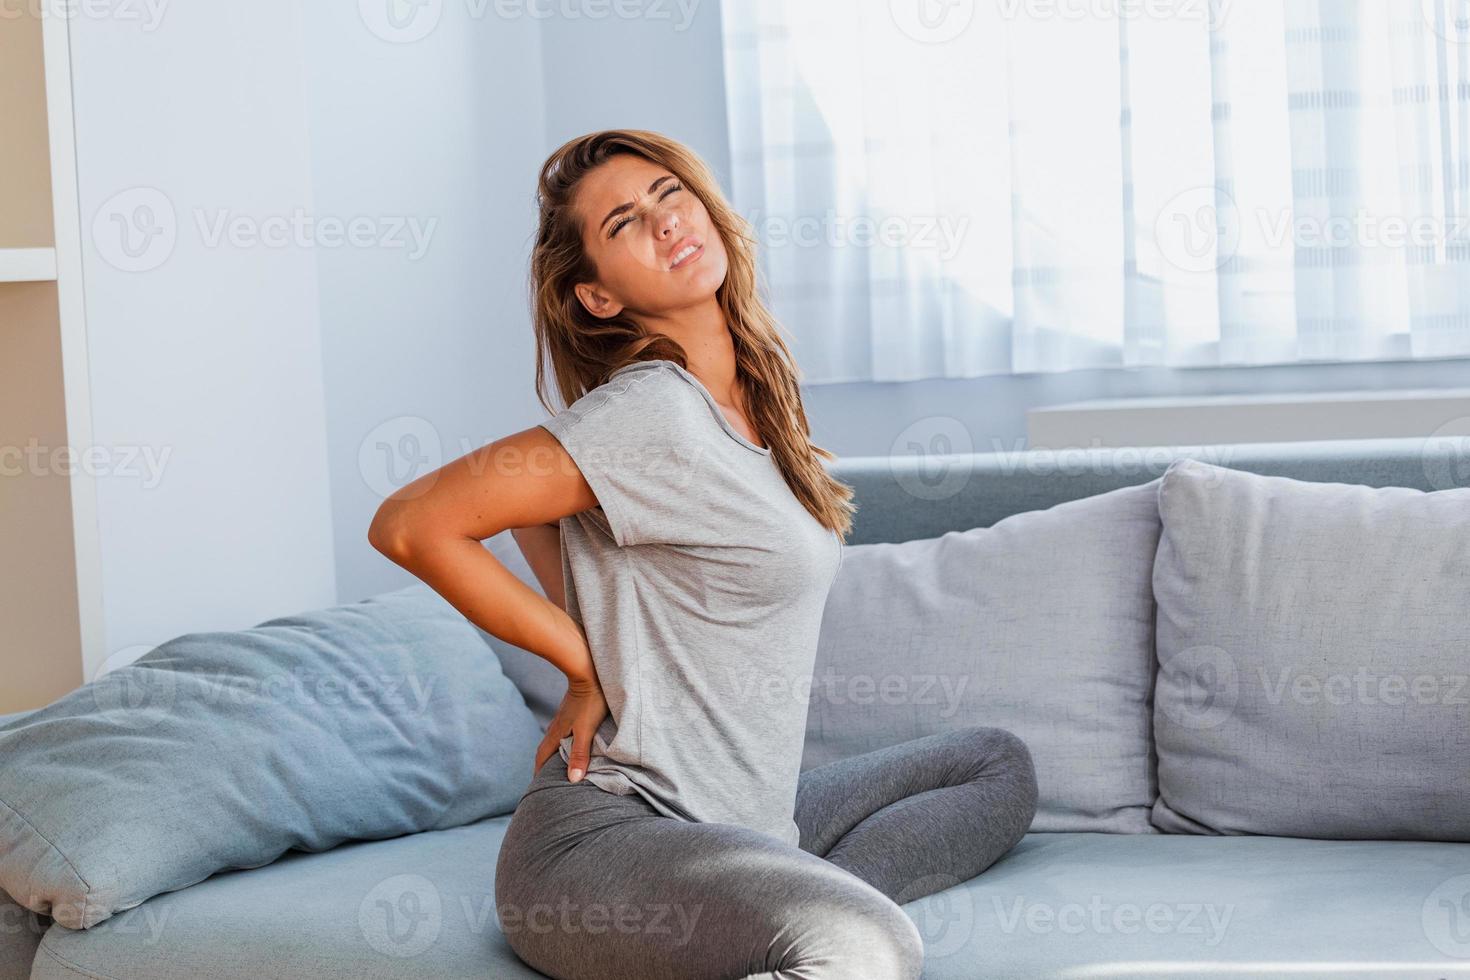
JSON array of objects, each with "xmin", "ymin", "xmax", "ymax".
[
  {"xmin": 495, "ymin": 753, "xmax": 926, "ymax": 980},
  {"xmin": 795, "ymin": 726, "xmax": 1040, "ymax": 905},
  {"xmin": 494, "ymin": 726, "xmax": 1037, "ymax": 979}
]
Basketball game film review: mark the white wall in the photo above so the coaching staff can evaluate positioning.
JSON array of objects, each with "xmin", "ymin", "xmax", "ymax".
[
  {"xmin": 71, "ymin": 3, "xmax": 336, "ymax": 672},
  {"xmin": 68, "ymin": 0, "xmax": 552, "ymax": 662},
  {"xmin": 298, "ymin": 2, "xmax": 546, "ymax": 601}
]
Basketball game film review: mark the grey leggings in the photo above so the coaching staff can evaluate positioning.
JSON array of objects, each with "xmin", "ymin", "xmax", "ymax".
[{"xmin": 494, "ymin": 726, "xmax": 1039, "ymax": 980}]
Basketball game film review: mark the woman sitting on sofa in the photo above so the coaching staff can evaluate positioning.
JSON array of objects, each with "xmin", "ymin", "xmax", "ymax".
[{"xmin": 367, "ymin": 128, "xmax": 1039, "ymax": 980}]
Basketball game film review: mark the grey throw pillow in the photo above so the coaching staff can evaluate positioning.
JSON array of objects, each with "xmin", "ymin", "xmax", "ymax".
[
  {"xmin": 1151, "ymin": 458, "xmax": 1470, "ymax": 840},
  {"xmin": 0, "ymin": 583, "xmax": 543, "ymax": 929},
  {"xmin": 803, "ymin": 481, "xmax": 1163, "ymax": 834}
]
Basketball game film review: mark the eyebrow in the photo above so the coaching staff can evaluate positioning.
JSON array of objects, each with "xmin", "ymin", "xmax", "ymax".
[{"xmin": 599, "ymin": 175, "xmax": 676, "ymax": 233}]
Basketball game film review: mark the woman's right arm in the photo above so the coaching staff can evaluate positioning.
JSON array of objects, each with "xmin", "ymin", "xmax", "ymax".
[{"xmin": 367, "ymin": 423, "xmax": 593, "ymax": 682}]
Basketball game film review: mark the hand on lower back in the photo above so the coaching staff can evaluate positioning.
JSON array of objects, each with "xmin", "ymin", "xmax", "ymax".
[{"xmin": 535, "ymin": 673, "xmax": 610, "ymax": 782}]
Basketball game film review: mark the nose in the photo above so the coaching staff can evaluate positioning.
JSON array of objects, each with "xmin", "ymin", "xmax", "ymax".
[{"xmin": 656, "ymin": 203, "xmax": 680, "ymax": 239}]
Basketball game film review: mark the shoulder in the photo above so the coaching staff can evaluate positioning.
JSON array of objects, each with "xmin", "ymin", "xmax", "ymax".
[{"xmin": 543, "ymin": 360, "xmax": 700, "ymax": 439}]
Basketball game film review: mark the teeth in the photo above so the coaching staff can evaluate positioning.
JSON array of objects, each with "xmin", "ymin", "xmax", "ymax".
[{"xmin": 671, "ymin": 244, "xmax": 698, "ymax": 268}]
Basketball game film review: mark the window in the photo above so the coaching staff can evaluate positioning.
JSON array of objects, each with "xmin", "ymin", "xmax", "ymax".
[{"xmin": 721, "ymin": 0, "xmax": 1470, "ymax": 383}]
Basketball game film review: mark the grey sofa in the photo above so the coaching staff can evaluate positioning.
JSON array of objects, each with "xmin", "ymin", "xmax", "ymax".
[{"xmin": 6, "ymin": 437, "xmax": 1468, "ymax": 979}]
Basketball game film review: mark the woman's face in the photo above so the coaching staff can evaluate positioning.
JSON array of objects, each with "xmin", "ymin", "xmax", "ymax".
[{"xmin": 572, "ymin": 154, "xmax": 729, "ymax": 321}]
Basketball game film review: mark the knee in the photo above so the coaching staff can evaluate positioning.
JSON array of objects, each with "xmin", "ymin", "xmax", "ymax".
[
  {"xmin": 973, "ymin": 726, "xmax": 1037, "ymax": 784},
  {"xmin": 965, "ymin": 726, "xmax": 1040, "ymax": 828},
  {"xmin": 781, "ymin": 887, "xmax": 925, "ymax": 980},
  {"xmin": 833, "ymin": 894, "xmax": 925, "ymax": 980}
]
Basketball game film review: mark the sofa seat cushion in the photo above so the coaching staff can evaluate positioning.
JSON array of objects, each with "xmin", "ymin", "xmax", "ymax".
[
  {"xmin": 32, "ymin": 814, "xmax": 549, "ymax": 980},
  {"xmin": 32, "ymin": 826, "xmax": 1470, "ymax": 979},
  {"xmin": 912, "ymin": 833, "xmax": 1470, "ymax": 979}
]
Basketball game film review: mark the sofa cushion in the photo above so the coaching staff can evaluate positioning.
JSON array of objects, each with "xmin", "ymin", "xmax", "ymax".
[
  {"xmin": 0, "ymin": 584, "xmax": 544, "ymax": 930},
  {"xmin": 29, "ymin": 827, "xmax": 1470, "ymax": 979},
  {"xmin": 29, "ymin": 815, "xmax": 549, "ymax": 980},
  {"xmin": 913, "ymin": 832, "xmax": 1470, "ymax": 978},
  {"xmin": 802, "ymin": 481, "xmax": 1163, "ymax": 834},
  {"xmin": 1151, "ymin": 458, "xmax": 1470, "ymax": 840}
]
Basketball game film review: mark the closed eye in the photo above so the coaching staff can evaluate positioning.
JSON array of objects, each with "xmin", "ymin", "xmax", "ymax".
[{"xmin": 609, "ymin": 183, "xmax": 682, "ymax": 237}]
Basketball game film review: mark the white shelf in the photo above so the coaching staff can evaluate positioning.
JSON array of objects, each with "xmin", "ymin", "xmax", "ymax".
[{"xmin": 0, "ymin": 247, "xmax": 58, "ymax": 282}]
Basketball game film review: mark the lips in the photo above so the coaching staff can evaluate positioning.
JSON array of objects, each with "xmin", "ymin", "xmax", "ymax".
[{"xmin": 668, "ymin": 236, "xmax": 703, "ymax": 271}]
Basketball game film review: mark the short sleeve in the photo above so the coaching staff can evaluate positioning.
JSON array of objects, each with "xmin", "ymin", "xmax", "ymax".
[{"xmin": 538, "ymin": 369, "xmax": 700, "ymax": 548}]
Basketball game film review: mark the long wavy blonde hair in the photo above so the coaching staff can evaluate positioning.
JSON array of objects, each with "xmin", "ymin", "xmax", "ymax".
[{"xmin": 529, "ymin": 129, "xmax": 855, "ymax": 538}]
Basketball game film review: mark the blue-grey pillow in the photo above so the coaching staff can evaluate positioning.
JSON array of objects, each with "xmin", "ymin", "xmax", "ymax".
[
  {"xmin": 0, "ymin": 583, "xmax": 543, "ymax": 929},
  {"xmin": 1151, "ymin": 458, "xmax": 1470, "ymax": 840},
  {"xmin": 802, "ymin": 481, "xmax": 1164, "ymax": 834}
]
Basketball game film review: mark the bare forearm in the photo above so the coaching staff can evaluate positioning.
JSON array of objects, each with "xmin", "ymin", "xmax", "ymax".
[
  {"xmin": 511, "ymin": 522, "xmax": 567, "ymax": 611},
  {"xmin": 387, "ymin": 534, "xmax": 594, "ymax": 685}
]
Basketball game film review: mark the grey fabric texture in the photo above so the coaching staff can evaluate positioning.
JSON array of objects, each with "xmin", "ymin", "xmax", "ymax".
[
  {"xmin": 33, "ymin": 824, "xmax": 1470, "ymax": 978},
  {"xmin": 803, "ymin": 480, "xmax": 1163, "ymax": 834},
  {"xmin": 830, "ymin": 436, "xmax": 1470, "ymax": 546},
  {"xmin": 537, "ymin": 358, "xmax": 843, "ymax": 849},
  {"xmin": 494, "ymin": 726, "xmax": 1036, "ymax": 980},
  {"xmin": 0, "ymin": 887, "xmax": 47, "ymax": 980},
  {"xmin": 1151, "ymin": 458, "xmax": 1470, "ymax": 840},
  {"xmin": 0, "ymin": 584, "xmax": 543, "ymax": 930},
  {"xmin": 0, "ymin": 723, "xmax": 47, "ymax": 980}
]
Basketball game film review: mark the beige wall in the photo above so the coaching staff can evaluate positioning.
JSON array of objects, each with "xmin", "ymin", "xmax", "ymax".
[
  {"xmin": 0, "ymin": 4, "xmax": 54, "ymax": 249},
  {"xmin": 1, "ymin": 6, "xmax": 79, "ymax": 712},
  {"xmin": 0, "ymin": 283, "xmax": 83, "ymax": 712}
]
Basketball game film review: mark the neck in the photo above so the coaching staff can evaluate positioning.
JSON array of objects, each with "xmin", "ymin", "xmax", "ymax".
[{"xmin": 636, "ymin": 297, "xmax": 741, "ymax": 405}]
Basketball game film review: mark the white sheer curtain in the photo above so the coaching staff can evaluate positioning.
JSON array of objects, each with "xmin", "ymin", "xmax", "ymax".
[{"xmin": 720, "ymin": 0, "xmax": 1470, "ymax": 383}]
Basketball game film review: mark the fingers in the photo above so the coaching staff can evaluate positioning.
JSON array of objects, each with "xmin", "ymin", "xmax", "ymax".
[
  {"xmin": 566, "ymin": 736, "xmax": 590, "ymax": 782},
  {"xmin": 533, "ymin": 729, "xmax": 561, "ymax": 775}
]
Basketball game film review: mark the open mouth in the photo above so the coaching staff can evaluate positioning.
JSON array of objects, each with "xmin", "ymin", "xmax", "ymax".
[{"xmin": 669, "ymin": 240, "xmax": 704, "ymax": 271}]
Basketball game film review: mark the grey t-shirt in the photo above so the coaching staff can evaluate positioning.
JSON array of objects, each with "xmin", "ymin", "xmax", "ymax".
[{"xmin": 539, "ymin": 358, "xmax": 843, "ymax": 848}]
